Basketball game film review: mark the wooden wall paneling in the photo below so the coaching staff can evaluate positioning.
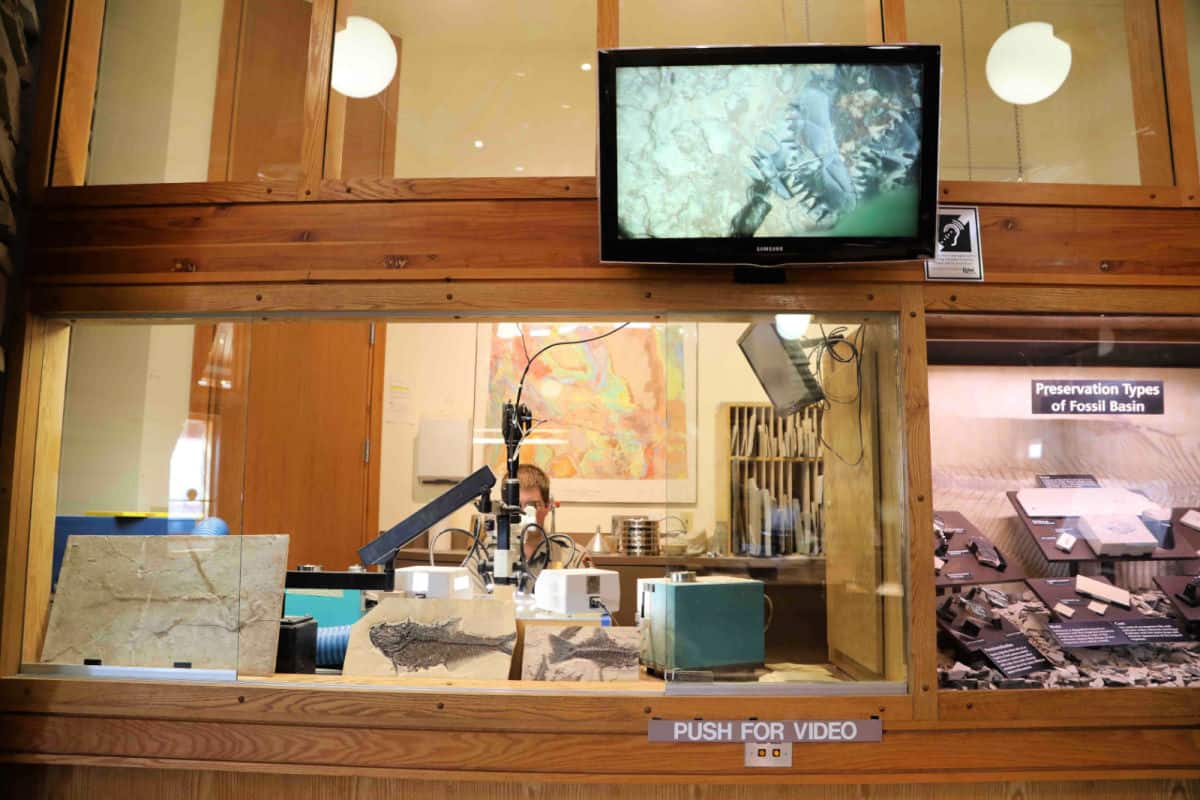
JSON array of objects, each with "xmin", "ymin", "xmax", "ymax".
[
  {"xmin": 0, "ymin": 315, "xmax": 44, "ymax": 674},
  {"xmin": 1124, "ymin": 0, "xmax": 1175, "ymax": 186},
  {"xmin": 597, "ymin": 0, "xmax": 618, "ymax": 48},
  {"xmin": 19, "ymin": 322, "xmax": 69, "ymax": 664},
  {"xmin": 924, "ymin": 284, "xmax": 1200, "ymax": 314},
  {"xmin": 1159, "ymin": 0, "xmax": 1200, "ymax": 198},
  {"xmin": 28, "ymin": 281, "xmax": 898, "ymax": 317},
  {"xmin": 881, "ymin": 0, "xmax": 907, "ymax": 42},
  {"xmin": 3, "ymin": 767, "xmax": 1200, "ymax": 800},
  {"xmin": 43, "ymin": 181, "xmax": 300, "ymax": 207},
  {"xmin": 299, "ymin": 0, "xmax": 335, "ymax": 200},
  {"xmin": 940, "ymin": 685, "xmax": 1200, "ymax": 724},
  {"xmin": 0, "ymin": 677, "xmax": 917, "ymax": 731},
  {"xmin": 314, "ymin": 176, "xmax": 593, "ymax": 202},
  {"xmin": 207, "ymin": 0, "xmax": 245, "ymax": 182},
  {"xmin": 25, "ymin": 201, "xmax": 1200, "ymax": 287},
  {"xmin": 899, "ymin": 286, "xmax": 935, "ymax": 719},
  {"xmin": 49, "ymin": 0, "xmax": 105, "ymax": 186},
  {"xmin": 26, "ymin": 0, "xmax": 70, "ymax": 202},
  {"xmin": 938, "ymin": 181, "xmax": 1182, "ymax": 207},
  {"xmin": 2, "ymin": 714, "xmax": 1199, "ymax": 779}
]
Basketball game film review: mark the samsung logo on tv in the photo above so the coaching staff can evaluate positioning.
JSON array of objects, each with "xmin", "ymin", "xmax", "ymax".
[{"xmin": 756, "ymin": 246, "xmax": 784, "ymax": 252}]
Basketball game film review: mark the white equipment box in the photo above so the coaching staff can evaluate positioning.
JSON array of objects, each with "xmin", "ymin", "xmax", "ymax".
[
  {"xmin": 395, "ymin": 565, "xmax": 475, "ymax": 599},
  {"xmin": 534, "ymin": 568, "xmax": 620, "ymax": 615}
]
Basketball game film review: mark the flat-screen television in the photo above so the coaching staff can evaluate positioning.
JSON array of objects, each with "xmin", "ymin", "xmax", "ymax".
[{"xmin": 598, "ymin": 45, "xmax": 941, "ymax": 265}]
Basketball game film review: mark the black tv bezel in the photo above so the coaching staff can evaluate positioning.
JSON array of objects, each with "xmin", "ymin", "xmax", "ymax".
[{"xmin": 597, "ymin": 44, "xmax": 942, "ymax": 266}]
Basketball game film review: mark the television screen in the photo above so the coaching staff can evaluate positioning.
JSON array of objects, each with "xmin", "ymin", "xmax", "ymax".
[{"xmin": 598, "ymin": 46, "xmax": 941, "ymax": 265}]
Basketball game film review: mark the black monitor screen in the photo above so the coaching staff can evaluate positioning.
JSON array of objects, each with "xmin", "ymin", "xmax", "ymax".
[{"xmin": 598, "ymin": 46, "xmax": 941, "ymax": 265}]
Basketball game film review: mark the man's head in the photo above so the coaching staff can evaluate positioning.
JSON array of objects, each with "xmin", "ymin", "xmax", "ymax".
[{"xmin": 517, "ymin": 463, "xmax": 551, "ymax": 527}]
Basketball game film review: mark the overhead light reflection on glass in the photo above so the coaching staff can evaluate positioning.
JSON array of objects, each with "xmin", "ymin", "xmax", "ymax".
[
  {"xmin": 985, "ymin": 22, "xmax": 1071, "ymax": 105},
  {"xmin": 474, "ymin": 140, "xmax": 485, "ymax": 149},
  {"xmin": 580, "ymin": 62, "xmax": 592, "ymax": 72}
]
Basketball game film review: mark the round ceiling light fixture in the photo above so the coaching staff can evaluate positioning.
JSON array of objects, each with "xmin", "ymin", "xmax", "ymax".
[
  {"xmin": 985, "ymin": 22, "xmax": 1071, "ymax": 105},
  {"xmin": 331, "ymin": 16, "xmax": 398, "ymax": 99}
]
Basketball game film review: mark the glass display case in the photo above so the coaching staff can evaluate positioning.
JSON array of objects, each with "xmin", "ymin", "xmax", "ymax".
[
  {"xmin": 927, "ymin": 314, "xmax": 1200, "ymax": 690},
  {"xmin": 30, "ymin": 312, "xmax": 909, "ymax": 691}
]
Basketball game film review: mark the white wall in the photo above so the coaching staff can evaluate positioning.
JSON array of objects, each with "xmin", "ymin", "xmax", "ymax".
[
  {"xmin": 89, "ymin": 0, "xmax": 223, "ymax": 184},
  {"xmin": 377, "ymin": 322, "xmax": 769, "ymax": 537},
  {"xmin": 58, "ymin": 325, "xmax": 194, "ymax": 515}
]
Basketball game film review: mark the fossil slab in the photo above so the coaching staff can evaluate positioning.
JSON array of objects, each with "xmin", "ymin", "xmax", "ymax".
[
  {"xmin": 522, "ymin": 625, "xmax": 641, "ymax": 681},
  {"xmin": 344, "ymin": 596, "xmax": 516, "ymax": 679},
  {"xmin": 40, "ymin": 534, "xmax": 288, "ymax": 675}
]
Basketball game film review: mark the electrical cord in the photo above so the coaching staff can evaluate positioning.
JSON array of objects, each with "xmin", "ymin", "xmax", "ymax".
[
  {"xmin": 514, "ymin": 322, "xmax": 632, "ymax": 409},
  {"xmin": 812, "ymin": 323, "xmax": 867, "ymax": 467},
  {"xmin": 428, "ymin": 527, "xmax": 476, "ymax": 566}
]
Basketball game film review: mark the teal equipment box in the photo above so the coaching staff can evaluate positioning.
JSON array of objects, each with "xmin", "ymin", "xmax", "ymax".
[
  {"xmin": 637, "ymin": 575, "xmax": 765, "ymax": 672},
  {"xmin": 284, "ymin": 588, "xmax": 365, "ymax": 627}
]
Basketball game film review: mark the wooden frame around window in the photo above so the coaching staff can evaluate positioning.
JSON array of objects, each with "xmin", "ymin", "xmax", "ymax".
[{"xmin": 29, "ymin": 0, "xmax": 1200, "ymax": 209}]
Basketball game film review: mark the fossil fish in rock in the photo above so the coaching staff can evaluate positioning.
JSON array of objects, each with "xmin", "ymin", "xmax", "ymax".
[
  {"xmin": 368, "ymin": 618, "xmax": 516, "ymax": 673},
  {"xmin": 548, "ymin": 626, "xmax": 640, "ymax": 669}
]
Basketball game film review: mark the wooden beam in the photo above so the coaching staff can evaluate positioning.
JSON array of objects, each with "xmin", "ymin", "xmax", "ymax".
[
  {"xmin": 206, "ymin": 0, "xmax": 247, "ymax": 182},
  {"xmin": 1158, "ymin": 0, "xmax": 1200, "ymax": 198},
  {"xmin": 597, "ymin": 0, "xmax": 618, "ymax": 49},
  {"xmin": 50, "ymin": 0, "xmax": 106, "ymax": 186},
  {"xmin": 881, "ymin": 0, "xmax": 907, "ymax": 42},
  {"xmin": 299, "ymin": 0, "xmax": 336, "ymax": 200},
  {"xmin": 26, "ymin": 0, "xmax": 71, "ymax": 202},
  {"xmin": 1124, "ymin": 0, "xmax": 1175, "ymax": 186},
  {"xmin": 0, "ymin": 316, "xmax": 45, "ymax": 674},
  {"xmin": 900, "ymin": 286, "xmax": 935, "ymax": 719},
  {"xmin": 940, "ymin": 181, "xmax": 1184, "ymax": 208},
  {"xmin": 21, "ymin": 323, "xmax": 69, "ymax": 664}
]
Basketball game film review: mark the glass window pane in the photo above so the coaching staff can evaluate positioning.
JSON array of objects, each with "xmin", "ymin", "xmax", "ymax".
[
  {"xmin": 326, "ymin": 0, "xmax": 597, "ymax": 180},
  {"xmin": 662, "ymin": 313, "xmax": 908, "ymax": 687},
  {"xmin": 38, "ymin": 322, "xmax": 269, "ymax": 677},
  {"xmin": 619, "ymin": 0, "xmax": 878, "ymax": 46},
  {"xmin": 907, "ymin": 0, "xmax": 1173, "ymax": 185},
  {"xmin": 929, "ymin": 316, "xmax": 1200, "ymax": 691},
  {"xmin": 56, "ymin": 0, "xmax": 312, "ymax": 186}
]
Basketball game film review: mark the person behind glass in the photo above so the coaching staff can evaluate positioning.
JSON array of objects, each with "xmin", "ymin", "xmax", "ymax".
[{"xmin": 517, "ymin": 464, "xmax": 587, "ymax": 577}]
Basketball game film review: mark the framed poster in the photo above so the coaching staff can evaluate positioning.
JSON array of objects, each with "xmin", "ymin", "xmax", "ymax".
[{"xmin": 473, "ymin": 322, "xmax": 698, "ymax": 503}]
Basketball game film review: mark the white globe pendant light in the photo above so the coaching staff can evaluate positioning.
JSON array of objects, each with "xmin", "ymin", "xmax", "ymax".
[
  {"xmin": 774, "ymin": 314, "xmax": 812, "ymax": 341},
  {"xmin": 331, "ymin": 16, "xmax": 398, "ymax": 99},
  {"xmin": 985, "ymin": 22, "xmax": 1071, "ymax": 105}
]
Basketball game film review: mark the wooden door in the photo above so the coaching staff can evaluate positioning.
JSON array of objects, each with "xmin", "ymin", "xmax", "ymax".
[
  {"xmin": 241, "ymin": 321, "xmax": 381, "ymax": 569},
  {"xmin": 209, "ymin": 0, "xmax": 312, "ymax": 181}
]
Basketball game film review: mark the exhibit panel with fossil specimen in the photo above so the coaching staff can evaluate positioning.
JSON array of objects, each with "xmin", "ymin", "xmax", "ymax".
[
  {"xmin": 343, "ymin": 596, "xmax": 517, "ymax": 679},
  {"xmin": 521, "ymin": 625, "xmax": 641, "ymax": 681},
  {"xmin": 40, "ymin": 534, "xmax": 289, "ymax": 675}
]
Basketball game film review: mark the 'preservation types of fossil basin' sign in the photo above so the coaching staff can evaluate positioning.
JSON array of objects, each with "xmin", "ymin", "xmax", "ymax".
[
  {"xmin": 522, "ymin": 625, "xmax": 641, "ymax": 681},
  {"xmin": 344, "ymin": 596, "xmax": 517, "ymax": 679},
  {"xmin": 41, "ymin": 534, "xmax": 289, "ymax": 675}
]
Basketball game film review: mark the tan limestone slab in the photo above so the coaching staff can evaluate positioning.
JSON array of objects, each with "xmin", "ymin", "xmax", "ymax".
[{"xmin": 40, "ymin": 534, "xmax": 288, "ymax": 675}]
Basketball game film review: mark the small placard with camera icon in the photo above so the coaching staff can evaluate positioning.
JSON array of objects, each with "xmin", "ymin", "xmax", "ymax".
[{"xmin": 925, "ymin": 205, "xmax": 984, "ymax": 281}]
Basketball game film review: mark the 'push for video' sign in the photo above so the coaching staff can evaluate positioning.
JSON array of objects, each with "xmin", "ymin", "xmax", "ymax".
[
  {"xmin": 647, "ymin": 719, "xmax": 883, "ymax": 743},
  {"xmin": 1031, "ymin": 380, "xmax": 1163, "ymax": 415}
]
